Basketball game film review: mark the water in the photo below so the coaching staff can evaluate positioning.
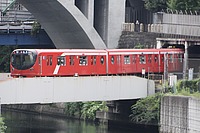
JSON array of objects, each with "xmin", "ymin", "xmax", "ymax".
[{"xmin": 1, "ymin": 109, "xmax": 157, "ymax": 133}]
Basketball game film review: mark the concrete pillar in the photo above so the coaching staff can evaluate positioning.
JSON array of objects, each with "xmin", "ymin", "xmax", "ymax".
[
  {"xmin": 75, "ymin": 0, "xmax": 94, "ymax": 26},
  {"xmin": 106, "ymin": 0, "xmax": 126, "ymax": 48},
  {"xmin": 183, "ymin": 41, "xmax": 188, "ymax": 79},
  {"xmin": 88, "ymin": 0, "xmax": 94, "ymax": 26},
  {"xmin": 94, "ymin": 0, "xmax": 108, "ymax": 44},
  {"xmin": 75, "ymin": 0, "xmax": 88, "ymax": 18}
]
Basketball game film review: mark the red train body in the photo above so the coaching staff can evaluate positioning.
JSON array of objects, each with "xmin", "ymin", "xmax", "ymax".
[{"xmin": 10, "ymin": 48, "xmax": 184, "ymax": 77}]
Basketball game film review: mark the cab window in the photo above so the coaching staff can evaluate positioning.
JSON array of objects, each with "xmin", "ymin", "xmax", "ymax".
[
  {"xmin": 139, "ymin": 55, "xmax": 146, "ymax": 64},
  {"xmin": 57, "ymin": 56, "xmax": 66, "ymax": 66},
  {"xmin": 79, "ymin": 56, "xmax": 88, "ymax": 66},
  {"xmin": 124, "ymin": 55, "xmax": 130, "ymax": 64}
]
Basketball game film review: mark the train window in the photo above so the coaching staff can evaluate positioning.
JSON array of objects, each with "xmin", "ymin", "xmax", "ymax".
[
  {"xmin": 70, "ymin": 56, "xmax": 74, "ymax": 65},
  {"xmin": 124, "ymin": 55, "xmax": 130, "ymax": 64},
  {"xmin": 91, "ymin": 56, "xmax": 96, "ymax": 65},
  {"xmin": 117, "ymin": 56, "xmax": 120, "ymax": 64},
  {"xmin": 132, "ymin": 55, "xmax": 136, "ymax": 64},
  {"xmin": 178, "ymin": 54, "xmax": 183, "ymax": 62},
  {"xmin": 154, "ymin": 55, "xmax": 158, "ymax": 63},
  {"xmin": 169, "ymin": 54, "xmax": 173, "ymax": 63},
  {"xmin": 111, "ymin": 56, "xmax": 114, "ymax": 64},
  {"xmin": 79, "ymin": 56, "xmax": 88, "ymax": 66},
  {"xmin": 139, "ymin": 55, "xmax": 146, "ymax": 64},
  {"xmin": 161, "ymin": 56, "xmax": 164, "ymax": 62},
  {"xmin": 148, "ymin": 55, "xmax": 152, "ymax": 63},
  {"xmin": 57, "ymin": 56, "xmax": 66, "ymax": 66},
  {"xmin": 47, "ymin": 56, "xmax": 52, "ymax": 66},
  {"xmin": 100, "ymin": 56, "xmax": 104, "ymax": 64}
]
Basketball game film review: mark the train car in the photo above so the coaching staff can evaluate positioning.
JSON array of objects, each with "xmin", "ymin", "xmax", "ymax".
[
  {"xmin": 10, "ymin": 49, "xmax": 107, "ymax": 77},
  {"xmin": 10, "ymin": 48, "xmax": 184, "ymax": 77},
  {"xmin": 106, "ymin": 48, "xmax": 184, "ymax": 75}
]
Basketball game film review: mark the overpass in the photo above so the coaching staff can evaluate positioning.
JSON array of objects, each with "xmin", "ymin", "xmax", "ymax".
[
  {"xmin": 0, "ymin": 73, "xmax": 155, "ymax": 104},
  {"xmin": 16, "ymin": 0, "xmax": 126, "ymax": 49}
]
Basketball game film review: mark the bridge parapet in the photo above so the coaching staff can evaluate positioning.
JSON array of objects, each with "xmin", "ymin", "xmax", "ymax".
[{"xmin": 0, "ymin": 75, "xmax": 155, "ymax": 104}]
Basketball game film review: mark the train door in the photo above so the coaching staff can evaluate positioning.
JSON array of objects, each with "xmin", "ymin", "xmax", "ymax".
[
  {"xmin": 147, "ymin": 54, "xmax": 152, "ymax": 72},
  {"xmin": 116, "ymin": 55, "xmax": 122, "ymax": 74},
  {"xmin": 46, "ymin": 55, "xmax": 53, "ymax": 75},
  {"xmin": 122, "ymin": 55, "xmax": 131, "ymax": 74},
  {"xmin": 90, "ymin": 55, "xmax": 97, "ymax": 75},
  {"xmin": 132, "ymin": 54, "xmax": 137, "ymax": 73},
  {"xmin": 153, "ymin": 54, "xmax": 159, "ymax": 73},
  {"xmin": 38, "ymin": 55, "xmax": 43, "ymax": 75}
]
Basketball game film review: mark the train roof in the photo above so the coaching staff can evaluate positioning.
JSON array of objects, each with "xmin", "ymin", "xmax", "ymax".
[{"xmin": 12, "ymin": 48, "xmax": 184, "ymax": 55}]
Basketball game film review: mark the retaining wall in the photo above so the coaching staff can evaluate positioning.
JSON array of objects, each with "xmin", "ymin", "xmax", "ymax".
[{"xmin": 160, "ymin": 96, "xmax": 200, "ymax": 133}]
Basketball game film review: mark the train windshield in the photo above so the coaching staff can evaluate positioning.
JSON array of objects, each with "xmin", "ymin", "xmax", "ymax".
[{"xmin": 11, "ymin": 50, "xmax": 37, "ymax": 70}]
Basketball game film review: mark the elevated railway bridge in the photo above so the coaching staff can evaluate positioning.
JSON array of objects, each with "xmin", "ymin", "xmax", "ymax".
[{"xmin": 0, "ymin": 73, "xmax": 155, "ymax": 105}]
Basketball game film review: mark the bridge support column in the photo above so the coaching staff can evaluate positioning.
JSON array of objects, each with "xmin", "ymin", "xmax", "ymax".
[
  {"xmin": 75, "ymin": 0, "xmax": 94, "ymax": 26},
  {"xmin": 106, "ymin": 0, "xmax": 126, "ymax": 48},
  {"xmin": 183, "ymin": 41, "xmax": 188, "ymax": 79}
]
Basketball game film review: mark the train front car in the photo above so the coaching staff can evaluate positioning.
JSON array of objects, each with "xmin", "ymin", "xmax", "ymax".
[{"xmin": 10, "ymin": 49, "xmax": 38, "ymax": 77}]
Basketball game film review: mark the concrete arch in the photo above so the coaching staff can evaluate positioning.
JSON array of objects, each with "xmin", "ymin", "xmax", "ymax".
[{"xmin": 17, "ymin": 0, "xmax": 107, "ymax": 49}]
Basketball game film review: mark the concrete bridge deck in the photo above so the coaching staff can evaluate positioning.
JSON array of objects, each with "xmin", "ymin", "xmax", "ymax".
[{"xmin": 0, "ymin": 74, "xmax": 155, "ymax": 104}]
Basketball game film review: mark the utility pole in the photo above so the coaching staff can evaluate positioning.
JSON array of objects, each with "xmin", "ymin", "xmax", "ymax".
[
  {"xmin": 183, "ymin": 41, "xmax": 188, "ymax": 80},
  {"xmin": 163, "ymin": 53, "xmax": 168, "ymax": 92}
]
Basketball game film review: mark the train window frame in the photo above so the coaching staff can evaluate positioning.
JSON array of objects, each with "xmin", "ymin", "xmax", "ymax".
[
  {"xmin": 148, "ymin": 55, "xmax": 152, "ymax": 63},
  {"xmin": 139, "ymin": 55, "xmax": 146, "ymax": 64},
  {"xmin": 47, "ymin": 55, "xmax": 53, "ymax": 66},
  {"xmin": 70, "ymin": 55, "xmax": 74, "ymax": 66},
  {"xmin": 124, "ymin": 55, "xmax": 130, "ymax": 64},
  {"xmin": 100, "ymin": 56, "xmax": 104, "ymax": 65},
  {"xmin": 178, "ymin": 54, "xmax": 183, "ymax": 62},
  {"xmin": 132, "ymin": 55, "xmax": 136, "ymax": 64},
  {"xmin": 57, "ymin": 56, "xmax": 66, "ymax": 66},
  {"xmin": 79, "ymin": 56, "xmax": 88, "ymax": 66},
  {"xmin": 91, "ymin": 56, "xmax": 96, "ymax": 65},
  {"xmin": 117, "ymin": 55, "xmax": 120, "ymax": 64},
  {"xmin": 169, "ymin": 54, "xmax": 173, "ymax": 63},
  {"xmin": 111, "ymin": 56, "xmax": 114, "ymax": 64},
  {"xmin": 154, "ymin": 55, "xmax": 158, "ymax": 63}
]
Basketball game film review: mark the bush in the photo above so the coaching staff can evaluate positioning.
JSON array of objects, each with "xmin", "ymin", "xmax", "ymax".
[
  {"xmin": 64, "ymin": 101, "xmax": 108, "ymax": 121},
  {"xmin": 129, "ymin": 93, "xmax": 163, "ymax": 125},
  {"xmin": 81, "ymin": 101, "xmax": 108, "ymax": 120},
  {"xmin": 0, "ymin": 117, "xmax": 7, "ymax": 133},
  {"xmin": 176, "ymin": 78, "xmax": 200, "ymax": 93},
  {"xmin": 64, "ymin": 102, "xmax": 83, "ymax": 118}
]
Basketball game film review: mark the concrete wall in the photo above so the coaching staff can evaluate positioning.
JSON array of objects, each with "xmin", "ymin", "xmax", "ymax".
[
  {"xmin": 153, "ymin": 13, "xmax": 200, "ymax": 36},
  {"xmin": 0, "ymin": 75, "xmax": 155, "ymax": 104},
  {"xmin": 160, "ymin": 96, "xmax": 200, "ymax": 133}
]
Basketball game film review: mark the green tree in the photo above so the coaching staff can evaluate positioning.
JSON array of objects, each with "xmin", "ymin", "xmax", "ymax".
[
  {"xmin": 0, "ymin": 46, "xmax": 17, "ymax": 72},
  {"xmin": 0, "ymin": 117, "xmax": 7, "ymax": 133},
  {"xmin": 64, "ymin": 102, "xmax": 83, "ymax": 118},
  {"xmin": 144, "ymin": 0, "xmax": 167, "ymax": 12},
  {"xmin": 81, "ymin": 101, "xmax": 108, "ymax": 120},
  {"xmin": 31, "ymin": 21, "xmax": 41, "ymax": 36},
  {"xmin": 167, "ymin": 0, "xmax": 185, "ymax": 11},
  {"xmin": 130, "ymin": 93, "xmax": 163, "ymax": 124}
]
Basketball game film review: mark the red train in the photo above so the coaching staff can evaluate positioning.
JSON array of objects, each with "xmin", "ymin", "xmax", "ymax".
[{"xmin": 10, "ymin": 48, "xmax": 184, "ymax": 77}]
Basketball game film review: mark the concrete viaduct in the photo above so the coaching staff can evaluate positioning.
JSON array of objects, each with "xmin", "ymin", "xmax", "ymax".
[{"xmin": 17, "ymin": 0, "xmax": 126, "ymax": 49}]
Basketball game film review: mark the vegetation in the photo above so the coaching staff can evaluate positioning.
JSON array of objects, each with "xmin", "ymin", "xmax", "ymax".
[
  {"xmin": 64, "ymin": 102, "xmax": 83, "ymax": 118},
  {"xmin": 81, "ymin": 101, "xmax": 108, "ymax": 120},
  {"xmin": 130, "ymin": 93, "xmax": 163, "ymax": 125},
  {"xmin": 31, "ymin": 21, "xmax": 41, "ymax": 36},
  {"xmin": 144, "ymin": 0, "xmax": 167, "ymax": 12},
  {"xmin": 144, "ymin": 0, "xmax": 200, "ymax": 12},
  {"xmin": 64, "ymin": 101, "xmax": 108, "ymax": 121},
  {"xmin": 0, "ymin": 46, "xmax": 17, "ymax": 72},
  {"xmin": 129, "ymin": 78, "xmax": 200, "ymax": 125},
  {"xmin": 0, "ymin": 117, "xmax": 7, "ymax": 133}
]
